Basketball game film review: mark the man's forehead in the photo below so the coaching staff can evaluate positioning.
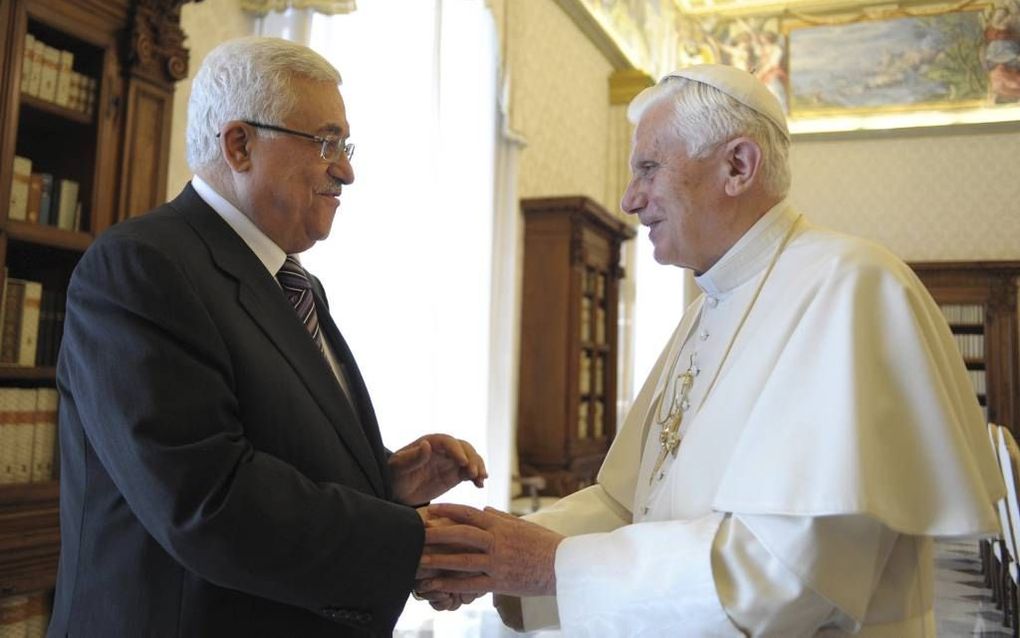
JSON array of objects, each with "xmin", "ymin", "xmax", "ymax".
[
  {"xmin": 288, "ymin": 79, "xmax": 349, "ymax": 134},
  {"xmin": 632, "ymin": 102, "xmax": 681, "ymax": 149}
]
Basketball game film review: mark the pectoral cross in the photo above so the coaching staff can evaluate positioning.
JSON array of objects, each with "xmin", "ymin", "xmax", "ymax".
[{"xmin": 649, "ymin": 365, "xmax": 695, "ymax": 484}]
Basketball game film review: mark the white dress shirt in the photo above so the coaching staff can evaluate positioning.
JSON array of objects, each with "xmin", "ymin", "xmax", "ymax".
[{"xmin": 191, "ymin": 176, "xmax": 357, "ymax": 403}]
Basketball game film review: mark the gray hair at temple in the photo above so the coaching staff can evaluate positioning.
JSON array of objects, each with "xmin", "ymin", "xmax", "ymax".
[
  {"xmin": 627, "ymin": 75, "xmax": 791, "ymax": 199},
  {"xmin": 186, "ymin": 36, "xmax": 342, "ymax": 172}
]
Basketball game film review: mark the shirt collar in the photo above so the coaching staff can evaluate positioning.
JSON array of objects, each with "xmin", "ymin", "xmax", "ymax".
[
  {"xmin": 191, "ymin": 175, "xmax": 288, "ymax": 277},
  {"xmin": 695, "ymin": 200, "xmax": 798, "ymax": 297}
]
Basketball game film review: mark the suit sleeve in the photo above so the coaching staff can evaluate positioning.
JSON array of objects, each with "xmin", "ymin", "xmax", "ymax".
[{"xmin": 60, "ymin": 234, "xmax": 423, "ymax": 631}]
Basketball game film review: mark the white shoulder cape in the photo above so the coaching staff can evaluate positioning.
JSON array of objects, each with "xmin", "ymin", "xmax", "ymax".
[{"xmin": 599, "ymin": 220, "xmax": 1003, "ymax": 537}]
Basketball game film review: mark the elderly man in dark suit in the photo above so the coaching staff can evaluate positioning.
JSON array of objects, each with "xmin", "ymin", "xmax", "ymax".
[{"xmin": 48, "ymin": 36, "xmax": 485, "ymax": 637}]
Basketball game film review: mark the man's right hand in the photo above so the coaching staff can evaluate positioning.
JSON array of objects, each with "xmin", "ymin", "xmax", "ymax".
[{"xmin": 414, "ymin": 506, "xmax": 480, "ymax": 611}]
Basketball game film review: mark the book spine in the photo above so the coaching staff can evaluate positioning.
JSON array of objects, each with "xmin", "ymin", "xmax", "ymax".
[
  {"xmin": 85, "ymin": 76, "xmax": 97, "ymax": 117},
  {"xmin": 38, "ymin": 45, "xmax": 59, "ymax": 102},
  {"xmin": 0, "ymin": 388, "xmax": 17, "ymax": 484},
  {"xmin": 0, "ymin": 281, "xmax": 25, "ymax": 365},
  {"xmin": 11, "ymin": 388, "xmax": 37, "ymax": 483},
  {"xmin": 20, "ymin": 34, "xmax": 36, "ymax": 95},
  {"xmin": 56, "ymin": 180, "xmax": 79, "ymax": 231},
  {"xmin": 18, "ymin": 282, "xmax": 42, "ymax": 367},
  {"xmin": 37, "ymin": 174, "xmax": 54, "ymax": 226},
  {"xmin": 26, "ymin": 174, "xmax": 43, "ymax": 224},
  {"xmin": 28, "ymin": 38, "xmax": 44, "ymax": 97},
  {"xmin": 55, "ymin": 50, "xmax": 74, "ymax": 107},
  {"xmin": 9, "ymin": 156, "xmax": 32, "ymax": 221}
]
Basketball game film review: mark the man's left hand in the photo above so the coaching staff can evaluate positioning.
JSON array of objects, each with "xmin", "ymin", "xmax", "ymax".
[{"xmin": 390, "ymin": 435, "xmax": 487, "ymax": 506}]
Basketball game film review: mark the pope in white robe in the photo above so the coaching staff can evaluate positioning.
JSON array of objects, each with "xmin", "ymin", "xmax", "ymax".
[{"xmin": 417, "ymin": 65, "xmax": 1003, "ymax": 637}]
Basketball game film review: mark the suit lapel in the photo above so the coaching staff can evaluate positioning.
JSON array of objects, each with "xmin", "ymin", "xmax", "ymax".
[
  {"xmin": 170, "ymin": 185, "xmax": 386, "ymax": 495},
  {"xmin": 310, "ymin": 280, "xmax": 393, "ymax": 500}
]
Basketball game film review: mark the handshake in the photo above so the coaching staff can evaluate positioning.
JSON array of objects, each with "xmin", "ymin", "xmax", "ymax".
[{"xmin": 413, "ymin": 503, "xmax": 566, "ymax": 617}]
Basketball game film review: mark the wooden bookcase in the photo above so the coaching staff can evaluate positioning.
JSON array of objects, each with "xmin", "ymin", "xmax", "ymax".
[
  {"xmin": 910, "ymin": 262, "xmax": 1020, "ymax": 435},
  {"xmin": 517, "ymin": 196, "xmax": 635, "ymax": 497},
  {"xmin": 0, "ymin": 0, "xmax": 193, "ymax": 627}
]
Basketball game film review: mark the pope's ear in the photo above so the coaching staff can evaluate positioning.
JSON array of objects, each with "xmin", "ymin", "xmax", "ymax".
[
  {"xmin": 219, "ymin": 121, "xmax": 254, "ymax": 173},
  {"xmin": 723, "ymin": 137, "xmax": 762, "ymax": 197}
]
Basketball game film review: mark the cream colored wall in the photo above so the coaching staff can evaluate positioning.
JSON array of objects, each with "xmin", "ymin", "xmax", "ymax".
[
  {"xmin": 166, "ymin": 0, "xmax": 255, "ymax": 197},
  {"xmin": 503, "ymin": 0, "xmax": 617, "ymax": 214},
  {"xmin": 166, "ymin": 2, "xmax": 1019, "ymax": 264},
  {"xmin": 789, "ymin": 127, "xmax": 1020, "ymax": 262}
]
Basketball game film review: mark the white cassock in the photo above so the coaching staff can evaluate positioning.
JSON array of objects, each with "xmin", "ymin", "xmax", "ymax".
[{"xmin": 510, "ymin": 201, "xmax": 1004, "ymax": 637}]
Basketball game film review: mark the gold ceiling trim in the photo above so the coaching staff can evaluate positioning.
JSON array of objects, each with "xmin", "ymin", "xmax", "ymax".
[
  {"xmin": 787, "ymin": 0, "xmax": 983, "ymax": 25},
  {"xmin": 552, "ymin": 0, "xmax": 635, "ymax": 70},
  {"xmin": 609, "ymin": 69, "xmax": 655, "ymax": 105},
  {"xmin": 673, "ymin": 0, "xmax": 980, "ymax": 19}
]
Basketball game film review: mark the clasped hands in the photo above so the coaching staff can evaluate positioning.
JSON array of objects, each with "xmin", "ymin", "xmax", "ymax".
[
  {"xmin": 387, "ymin": 434, "xmax": 565, "ymax": 614},
  {"xmin": 412, "ymin": 503, "xmax": 566, "ymax": 612}
]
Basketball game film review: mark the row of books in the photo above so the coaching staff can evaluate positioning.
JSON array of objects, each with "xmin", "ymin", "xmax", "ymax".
[
  {"xmin": 579, "ymin": 298, "xmax": 607, "ymax": 344},
  {"xmin": 578, "ymin": 352, "xmax": 605, "ymax": 396},
  {"xmin": 21, "ymin": 34, "xmax": 97, "ymax": 117},
  {"xmin": 577, "ymin": 399, "xmax": 606, "ymax": 439},
  {"xmin": 0, "ymin": 592, "xmax": 49, "ymax": 638},
  {"xmin": 940, "ymin": 304, "xmax": 985, "ymax": 325},
  {"xmin": 8, "ymin": 156, "xmax": 81, "ymax": 231},
  {"xmin": 1, "ymin": 276, "xmax": 65, "ymax": 369},
  {"xmin": 953, "ymin": 333, "xmax": 985, "ymax": 360},
  {"xmin": 0, "ymin": 387, "xmax": 58, "ymax": 485}
]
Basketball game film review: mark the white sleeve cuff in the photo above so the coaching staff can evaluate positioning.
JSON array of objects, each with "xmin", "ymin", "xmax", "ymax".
[{"xmin": 554, "ymin": 511, "xmax": 742, "ymax": 636}]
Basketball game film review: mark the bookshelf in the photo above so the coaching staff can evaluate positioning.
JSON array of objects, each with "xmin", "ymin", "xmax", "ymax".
[
  {"xmin": 517, "ymin": 196, "xmax": 636, "ymax": 497},
  {"xmin": 0, "ymin": 0, "xmax": 193, "ymax": 632},
  {"xmin": 910, "ymin": 262, "xmax": 1020, "ymax": 435}
]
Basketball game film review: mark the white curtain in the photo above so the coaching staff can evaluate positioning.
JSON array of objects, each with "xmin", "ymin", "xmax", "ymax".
[
  {"xmin": 300, "ymin": 5, "xmax": 509, "ymax": 633},
  {"xmin": 255, "ymin": 6, "xmax": 316, "ymax": 40},
  {"xmin": 262, "ymin": 1, "xmax": 505, "ymax": 515},
  {"xmin": 631, "ymin": 228, "xmax": 690, "ymax": 391}
]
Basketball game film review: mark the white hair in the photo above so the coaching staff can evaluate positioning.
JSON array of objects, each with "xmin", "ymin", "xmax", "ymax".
[
  {"xmin": 185, "ymin": 36, "xmax": 342, "ymax": 172},
  {"xmin": 627, "ymin": 77, "xmax": 791, "ymax": 198}
]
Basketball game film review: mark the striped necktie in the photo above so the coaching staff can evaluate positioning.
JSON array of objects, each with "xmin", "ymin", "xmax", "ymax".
[{"xmin": 276, "ymin": 255, "xmax": 323, "ymax": 352}]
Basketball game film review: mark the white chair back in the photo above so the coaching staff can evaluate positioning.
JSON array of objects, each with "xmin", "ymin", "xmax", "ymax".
[
  {"xmin": 996, "ymin": 426, "xmax": 1020, "ymax": 574},
  {"xmin": 992, "ymin": 424, "xmax": 1014, "ymax": 546}
]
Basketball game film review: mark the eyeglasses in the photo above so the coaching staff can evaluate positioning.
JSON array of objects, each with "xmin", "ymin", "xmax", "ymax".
[{"xmin": 242, "ymin": 120, "xmax": 355, "ymax": 162}]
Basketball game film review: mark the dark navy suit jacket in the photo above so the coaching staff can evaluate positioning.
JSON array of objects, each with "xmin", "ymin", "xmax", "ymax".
[{"xmin": 49, "ymin": 184, "xmax": 423, "ymax": 637}]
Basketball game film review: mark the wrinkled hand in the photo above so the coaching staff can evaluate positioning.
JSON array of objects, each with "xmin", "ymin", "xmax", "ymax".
[
  {"xmin": 413, "ymin": 507, "xmax": 482, "ymax": 611},
  {"xmin": 390, "ymin": 435, "xmax": 487, "ymax": 506},
  {"xmin": 415, "ymin": 504, "xmax": 564, "ymax": 597}
]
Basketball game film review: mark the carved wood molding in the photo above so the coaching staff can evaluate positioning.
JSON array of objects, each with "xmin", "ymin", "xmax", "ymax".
[
  {"xmin": 988, "ymin": 275, "xmax": 1019, "ymax": 317},
  {"xmin": 126, "ymin": 0, "xmax": 202, "ymax": 85}
]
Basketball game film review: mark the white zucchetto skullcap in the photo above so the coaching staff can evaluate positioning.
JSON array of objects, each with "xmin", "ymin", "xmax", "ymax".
[{"xmin": 661, "ymin": 65, "xmax": 789, "ymax": 139}]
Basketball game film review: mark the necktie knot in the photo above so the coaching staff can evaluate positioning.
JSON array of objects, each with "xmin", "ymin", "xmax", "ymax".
[{"xmin": 277, "ymin": 255, "xmax": 322, "ymax": 350}]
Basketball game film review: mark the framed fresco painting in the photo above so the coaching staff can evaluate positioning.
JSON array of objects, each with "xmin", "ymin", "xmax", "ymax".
[
  {"xmin": 560, "ymin": 0, "xmax": 1020, "ymax": 132},
  {"xmin": 788, "ymin": 5, "xmax": 1017, "ymax": 114},
  {"xmin": 681, "ymin": 0, "xmax": 1020, "ymax": 132}
]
